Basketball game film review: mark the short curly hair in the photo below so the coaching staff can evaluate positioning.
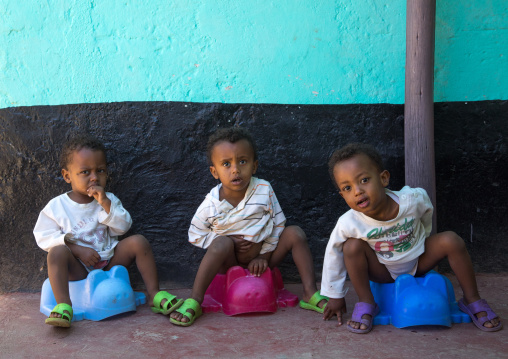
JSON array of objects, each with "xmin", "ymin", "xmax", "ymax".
[
  {"xmin": 328, "ymin": 143, "xmax": 384, "ymax": 180},
  {"xmin": 206, "ymin": 127, "xmax": 257, "ymax": 165},
  {"xmin": 59, "ymin": 135, "xmax": 107, "ymax": 169}
]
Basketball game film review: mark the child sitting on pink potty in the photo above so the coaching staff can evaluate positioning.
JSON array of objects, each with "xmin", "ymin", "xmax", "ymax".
[
  {"xmin": 321, "ymin": 143, "xmax": 502, "ymax": 333},
  {"xmin": 34, "ymin": 135, "xmax": 182, "ymax": 327},
  {"xmin": 170, "ymin": 127, "xmax": 327, "ymax": 326}
]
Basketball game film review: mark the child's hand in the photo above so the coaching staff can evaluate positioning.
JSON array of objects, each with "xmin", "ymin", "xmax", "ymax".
[
  {"xmin": 70, "ymin": 244, "xmax": 101, "ymax": 268},
  {"xmin": 248, "ymin": 257, "xmax": 268, "ymax": 277},
  {"xmin": 323, "ymin": 297, "xmax": 347, "ymax": 325},
  {"xmin": 87, "ymin": 185, "xmax": 111, "ymax": 213},
  {"xmin": 230, "ymin": 235, "xmax": 253, "ymax": 253}
]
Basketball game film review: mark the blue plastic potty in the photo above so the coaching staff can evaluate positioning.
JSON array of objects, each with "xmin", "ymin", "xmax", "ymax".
[
  {"xmin": 370, "ymin": 271, "xmax": 471, "ymax": 328},
  {"xmin": 40, "ymin": 265, "xmax": 146, "ymax": 321}
]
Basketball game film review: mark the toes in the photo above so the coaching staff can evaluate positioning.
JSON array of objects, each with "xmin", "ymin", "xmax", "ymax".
[
  {"xmin": 170, "ymin": 310, "xmax": 194, "ymax": 323},
  {"xmin": 347, "ymin": 320, "xmax": 361, "ymax": 329},
  {"xmin": 475, "ymin": 311, "xmax": 500, "ymax": 328}
]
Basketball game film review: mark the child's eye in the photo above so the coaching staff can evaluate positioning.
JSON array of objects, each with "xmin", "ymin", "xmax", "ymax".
[
  {"xmin": 239, "ymin": 160, "xmax": 247, "ymax": 165},
  {"xmin": 361, "ymin": 178, "xmax": 369, "ymax": 184},
  {"xmin": 98, "ymin": 169, "xmax": 106, "ymax": 174},
  {"xmin": 222, "ymin": 162, "xmax": 230, "ymax": 167},
  {"xmin": 81, "ymin": 170, "xmax": 90, "ymax": 175},
  {"xmin": 342, "ymin": 186, "xmax": 351, "ymax": 192}
]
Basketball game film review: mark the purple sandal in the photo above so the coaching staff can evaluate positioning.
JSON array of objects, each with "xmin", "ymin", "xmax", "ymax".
[
  {"xmin": 347, "ymin": 302, "xmax": 380, "ymax": 334},
  {"xmin": 458, "ymin": 299, "xmax": 503, "ymax": 332}
]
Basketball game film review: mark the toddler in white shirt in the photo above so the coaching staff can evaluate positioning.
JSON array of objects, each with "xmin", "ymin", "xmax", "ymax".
[
  {"xmin": 170, "ymin": 127, "xmax": 328, "ymax": 326},
  {"xmin": 34, "ymin": 135, "xmax": 182, "ymax": 327}
]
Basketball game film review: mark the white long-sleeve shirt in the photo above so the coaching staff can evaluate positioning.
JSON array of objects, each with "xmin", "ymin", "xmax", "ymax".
[
  {"xmin": 188, "ymin": 177, "xmax": 286, "ymax": 254},
  {"xmin": 33, "ymin": 192, "xmax": 132, "ymax": 261},
  {"xmin": 321, "ymin": 186, "xmax": 433, "ymax": 299}
]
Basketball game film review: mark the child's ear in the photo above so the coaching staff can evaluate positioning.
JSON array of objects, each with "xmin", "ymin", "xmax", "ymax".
[
  {"xmin": 62, "ymin": 168, "xmax": 72, "ymax": 183},
  {"xmin": 380, "ymin": 170, "xmax": 390, "ymax": 187},
  {"xmin": 209, "ymin": 166, "xmax": 220, "ymax": 180},
  {"xmin": 252, "ymin": 160, "xmax": 258, "ymax": 174}
]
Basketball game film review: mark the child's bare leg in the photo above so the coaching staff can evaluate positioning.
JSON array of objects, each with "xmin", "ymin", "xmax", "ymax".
[
  {"xmin": 47, "ymin": 245, "xmax": 88, "ymax": 318},
  {"xmin": 269, "ymin": 226, "xmax": 323, "ymax": 307},
  {"xmin": 416, "ymin": 231, "xmax": 501, "ymax": 329},
  {"xmin": 343, "ymin": 238, "xmax": 393, "ymax": 330},
  {"xmin": 105, "ymin": 235, "xmax": 163, "ymax": 307},
  {"xmin": 170, "ymin": 236, "xmax": 237, "ymax": 324}
]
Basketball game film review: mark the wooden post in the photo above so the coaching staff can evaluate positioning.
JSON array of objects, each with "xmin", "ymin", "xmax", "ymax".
[{"xmin": 405, "ymin": 0, "xmax": 437, "ymax": 232}]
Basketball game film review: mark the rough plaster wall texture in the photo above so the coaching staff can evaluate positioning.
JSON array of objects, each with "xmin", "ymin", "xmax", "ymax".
[
  {"xmin": 0, "ymin": 102, "xmax": 406, "ymax": 292},
  {"xmin": 1, "ymin": 101, "xmax": 507, "ymax": 292},
  {"xmin": 3, "ymin": 0, "xmax": 404, "ymax": 107}
]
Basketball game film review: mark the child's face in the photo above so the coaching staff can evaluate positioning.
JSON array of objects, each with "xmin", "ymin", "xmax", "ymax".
[
  {"xmin": 62, "ymin": 148, "xmax": 108, "ymax": 203},
  {"xmin": 209, "ymin": 139, "xmax": 258, "ymax": 201},
  {"xmin": 333, "ymin": 154, "xmax": 392, "ymax": 220}
]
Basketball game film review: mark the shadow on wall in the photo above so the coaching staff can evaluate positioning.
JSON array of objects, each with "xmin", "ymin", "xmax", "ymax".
[{"xmin": 0, "ymin": 100, "xmax": 506, "ymax": 292}]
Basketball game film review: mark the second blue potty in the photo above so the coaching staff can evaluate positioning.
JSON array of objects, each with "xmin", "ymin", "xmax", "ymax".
[{"xmin": 370, "ymin": 271, "xmax": 471, "ymax": 328}]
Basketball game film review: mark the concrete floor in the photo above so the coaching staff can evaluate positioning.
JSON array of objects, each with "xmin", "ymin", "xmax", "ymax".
[{"xmin": 0, "ymin": 274, "xmax": 506, "ymax": 359}]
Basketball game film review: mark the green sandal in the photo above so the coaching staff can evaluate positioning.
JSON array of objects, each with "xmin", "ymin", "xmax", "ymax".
[
  {"xmin": 151, "ymin": 291, "xmax": 184, "ymax": 315},
  {"xmin": 170, "ymin": 298, "xmax": 202, "ymax": 327},
  {"xmin": 45, "ymin": 303, "xmax": 73, "ymax": 328},
  {"xmin": 299, "ymin": 291, "xmax": 329, "ymax": 314}
]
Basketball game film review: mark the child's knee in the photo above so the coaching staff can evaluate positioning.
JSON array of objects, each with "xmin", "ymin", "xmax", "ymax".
[
  {"xmin": 440, "ymin": 231, "xmax": 466, "ymax": 251},
  {"xmin": 47, "ymin": 245, "xmax": 71, "ymax": 264},
  {"xmin": 281, "ymin": 225, "xmax": 307, "ymax": 244},
  {"xmin": 343, "ymin": 237, "xmax": 365, "ymax": 255},
  {"xmin": 207, "ymin": 236, "xmax": 234, "ymax": 255},
  {"xmin": 127, "ymin": 234, "xmax": 151, "ymax": 251}
]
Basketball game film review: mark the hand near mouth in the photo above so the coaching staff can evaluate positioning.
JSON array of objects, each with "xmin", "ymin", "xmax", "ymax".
[{"xmin": 87, "ymin": 185, "xmax": 111, "ymax": 213}]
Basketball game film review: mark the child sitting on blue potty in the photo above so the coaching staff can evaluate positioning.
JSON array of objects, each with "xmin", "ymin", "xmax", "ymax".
[
  {"xmin": 321, "ymin": 143, "xmax": 502, "ymax": 333},
  {"xmin": 170, "ymin": 127, "xmax": 327, "ymax": 326},
  {"xmin": 34, "ymin": 135, "xmax": 182, "ymax": 327}
]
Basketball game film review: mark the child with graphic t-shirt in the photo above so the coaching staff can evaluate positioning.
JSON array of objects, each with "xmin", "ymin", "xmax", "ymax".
[
  {"xmin": 321, "ymin": 143, "xmax": 502, "ymax": 333},
  {"xmin": 34, "ymin": 135, "xmax": 182, "ymax": 327}
]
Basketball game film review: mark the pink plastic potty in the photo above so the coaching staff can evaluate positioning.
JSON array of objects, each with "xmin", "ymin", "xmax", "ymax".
[{"xmin": 202, "ymin": 266, "xmax": 298, "ymax": 316}]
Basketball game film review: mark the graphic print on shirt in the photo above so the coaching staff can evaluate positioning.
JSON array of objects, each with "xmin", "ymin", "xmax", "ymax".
[
  {"xmin": 71, "ymin": 217, "xmax": 107, "ymax": 246},
  {"xmin": 368, "ymin": 218, "xmax": 416, "ymax": 259}
]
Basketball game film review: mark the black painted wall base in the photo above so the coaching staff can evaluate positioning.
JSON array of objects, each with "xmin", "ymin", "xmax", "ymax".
[{"xmin": 0, "ymin": 100, "xmax": 506, "ymax": 292}]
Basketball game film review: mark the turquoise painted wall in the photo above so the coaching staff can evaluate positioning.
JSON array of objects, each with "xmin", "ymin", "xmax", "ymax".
[{"xmin": 1, "ymin": 0, "xmax": 506, "ymax": 108}]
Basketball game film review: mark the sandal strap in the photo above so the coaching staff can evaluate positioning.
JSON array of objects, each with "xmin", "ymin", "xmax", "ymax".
[
  {"xmin": 467, "ymin": 299, "xmax": 498, "ymax": 321},
  {"xmin": 153, "ymin": 291, "xmax": 177, "ymax": 310},
  {"xmin": 51, "ymin": 303, "xmax": 73, "ymax": 322},
  {"xmin": 176, "ymin": 298, "xmax": 202, "ymax": 318},
  {"xmin": 351, "ymin": 302, "xmax": 378, "ymax": 322},
  {"xmin": 308, "ymin": 291, "xmax": 328, "ymax": 306}
]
